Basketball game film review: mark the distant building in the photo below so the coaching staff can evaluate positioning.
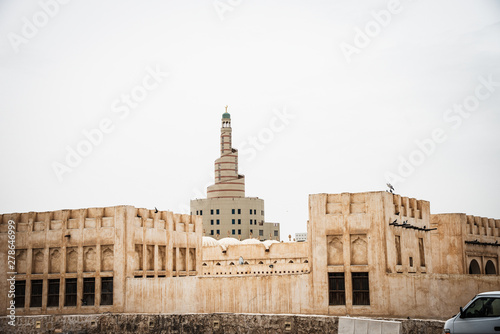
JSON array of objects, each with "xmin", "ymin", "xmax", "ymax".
[
  {"xmin": 295, "ymin": 232, "xmax": 307, "ymax": 242},
  {"xmin": 190, "ymin": 109, "xmax": 280, "ymax": 241}
]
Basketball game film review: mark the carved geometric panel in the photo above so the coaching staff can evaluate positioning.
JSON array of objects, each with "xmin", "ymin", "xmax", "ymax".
[
  {"xmin": 146, "ymin": 245, "xmax": 154, "ymax": 271},
  {"xmin": 32, "ymin": 249, "xmax": 44, "ymax": 274},
  {"xmin": 351, "ymin": 234, "xmax": 368, "ymax": 265},
  {"xmin": 16, "ymin": 249, "xmax": 27, "ymax": 274},
  {"xmin": 66, "ymin": 248, "xmax": 78, "ymax": 273},
  {"xmin": 134, "ymin": 244, "xmax": 143, "ymax": 271},
  {"xmin": 49, "ymin": 248, "xmax": 61, "ymax": 273},
  {"xmin": 101, "ymin": 246, "xmax": 114, "ymax": 272},
  {"xmin": 327, "ymin": 235, "xmax": 343, "ymax": 265},
  {"xmin": 83, "ymin": 246, "xmax": 96, "ymax": 272},
  {"xmin": 178, "ymin": 248, "xmax": 186, "ymax": 271},
  {"xmin": 188, "ymin": 248, "xmax": 196, "ymax": 271},
  {"xmin": 158, "ymin": 246, "xmax": 166, "ymax": 271}
]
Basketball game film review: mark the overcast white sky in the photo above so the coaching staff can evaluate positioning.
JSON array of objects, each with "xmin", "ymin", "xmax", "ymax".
[{"xmin": 1, "ymin": 0, "xmax": 499, "ymax": 240}]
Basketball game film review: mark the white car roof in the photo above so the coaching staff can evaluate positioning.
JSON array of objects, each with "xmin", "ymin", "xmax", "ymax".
[{"xmin": 477, "ymin": 291, "xmax": 500, "ymax": 297}]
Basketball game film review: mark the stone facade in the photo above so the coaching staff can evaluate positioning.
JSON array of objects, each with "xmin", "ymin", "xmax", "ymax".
[
  {"xmin": 1, "ymin": 191, "xmax": 499, "ymax": 321},
  {"xmin": 0, "ymin": 313, "xmax": 446, "ymax": 334}
]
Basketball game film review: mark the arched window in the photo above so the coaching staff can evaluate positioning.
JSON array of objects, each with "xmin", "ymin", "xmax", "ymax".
[
  {"xmin": 229, "ymin": 262, "xmax": 234, "ymax": 266},
  {"xmin": 469, "ymin": 259, "xmax": 481, "ymax": 274},
  {"xmin": 485, "ymin": 260, "xmax": 496, "ymax": 275},
  {"xmin": 258, "ymin": 261, "xmax": 264, "ymax": 264}
]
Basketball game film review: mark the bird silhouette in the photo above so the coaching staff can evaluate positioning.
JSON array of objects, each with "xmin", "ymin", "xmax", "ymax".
[
  {"xmin": 154, "ymin": 207, "xmax": 158, "ymax": 213},
  {"xmin": 137, "ymin": 214, "xmax": 141, "ymax": 218}
]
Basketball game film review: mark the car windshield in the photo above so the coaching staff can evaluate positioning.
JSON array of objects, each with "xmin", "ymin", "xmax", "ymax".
[{"xmin": 464, "ymin": 297, "xmax": 500, "ymax": 318}]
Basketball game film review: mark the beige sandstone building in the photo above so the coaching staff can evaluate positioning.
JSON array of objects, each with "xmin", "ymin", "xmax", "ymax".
[
  {"xmin": 1, "ymin": 191, "xmax": 498, "ymax": 320},
  {"xmin": 190, "ymin": 110, "xmax": 280, "ymax": 241}
]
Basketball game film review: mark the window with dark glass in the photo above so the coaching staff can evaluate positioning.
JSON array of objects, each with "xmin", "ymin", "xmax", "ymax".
[
  {"xmin": 463, "ymin": 297, "xmax": 500, "ymax": 317},
  {"xmin": 238, "ymin": 219, "xmax": 241, "ymax": 225},
  {"xmin": 14, "ymin": 280, "xmax": 25, "ymax": 308},
  {"xmin": 352, "ymin": 272, "xmax": 370, "ymax": 305},
  {"xmin": 250, "ymin": 229, "xmax": 253, "ymax": 234},
  {"xmin": 211, "ymin": 209, "xmax": 214, "ymax": 215},
  {"xmin": 259, "ymin": 230, "xmax": 263, "ymax": 236},
  {"xmin": 249, "ymin": 209, "xmax": 252, "ymax": 215},
  {"xmin": 200, "ymin": 210, "xmax": 203, "ymax": 215},
  {"xmin": 210, "ymin": 230, "xmax": 214, "ymax": 235},
  {"xmin": 274, "ymin": 230, "xmax": 278, "ymax": 236},
  {"xmin": 253, "ymin": 209, "xmax": 256, "ymax": 214},
  {"xmin": 47, "ymin": 279, "xmax": 60, "ymax": 307},
  {"xmin": 82, "ymin": 278, "xmax": 95, "ymax": 306},
  {"xmin": 328, "ymin": 273, "xmax": 345, "ymax": 305},
  {"xmin": 232, "ymin": 219, "xmax": 235, "ymax": 224},
  {"xmin": 232, "ymin": 229, "xmax": 235, "ymax": 235},
  {"xmin": 65, "ymin": 278, "xmax": 77, "ymax": 306},
  {"xmin": 30, "ymin": 280, "xmax": 43, "ymax": 308},
  {"xmin": 216, "ymin": 219, "xmax": 220, "ymax": 225},
  {"xmin": 238, "ymin": 229, "xmax": 241, "ymax": 235},
  {"xmin": 211, "ymin": 220, "xmax": 214, "ymax": 225},
  {"xmin": 232, "ymin": 209, "xmax": 235, "ymax": 214},
  {"xmin": 216, "ymin": 209, "xmax": 219, "ymax": 214},
  {"xmin": 100, "ymin": 277, "xmax": 113, "ymax": 306},
  {"xmin": 238, "ymin": 209, "xmax": 241, "ymax": 214},
  {"xmin": 216, "ymin": 229, "xmax": 220, "ymax": 235}
]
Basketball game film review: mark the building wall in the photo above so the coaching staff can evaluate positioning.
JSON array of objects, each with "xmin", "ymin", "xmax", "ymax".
[
  {"xmin": 191, "ymin": 197, "xmax": 279, "ymax": 240},
  {"xmin": 0, "ymin": 206, "xmax": 201, "ymax": 316},
  {"xmin": 201, "ymin": 241, "xmax": 309, "ymax": 276},
  {"xmin": 1, "ymin": 191, "xmax": 499, "ymax": 320}
]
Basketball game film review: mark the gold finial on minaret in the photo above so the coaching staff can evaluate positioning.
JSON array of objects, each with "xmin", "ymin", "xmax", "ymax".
[{"xmin": 225, "ymin": 105, "xmax": 228, "ymax": 112}]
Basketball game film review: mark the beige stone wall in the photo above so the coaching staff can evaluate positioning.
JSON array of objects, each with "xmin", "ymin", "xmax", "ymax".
[
  {"xmin": 201, "ymin": 241, "xmax": 309, "ymax": 276},
  {"xmin": 1, "ymin": 191, "xmax": 499, "ymax": 320},
  {"xmin": 0, "ymin": 206, "xmax": 201, "ymax": 316}
]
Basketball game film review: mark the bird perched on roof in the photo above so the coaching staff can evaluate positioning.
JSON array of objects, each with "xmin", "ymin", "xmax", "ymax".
[
  {"xmin": 386, "ymin": 183, "xmax": 395, "ymax": 194},
  {"xmin": 239, "ymin": 256, "xmax": 244, "ymax": 265},
  {"xmin": 154, "ymin": 207, "xmax": 158, "ymax": 213}
]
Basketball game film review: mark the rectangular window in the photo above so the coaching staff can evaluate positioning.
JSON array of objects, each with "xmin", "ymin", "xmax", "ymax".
[
  {"xmin": 216, "ymin": 229, "xmax": 220, "ymax": 235},
  {"xmin": 200, "ymin": 210, "xmax": 203, "ymax": 215},
  {"xmin": 250, "ymin": 229, "xmax": 253, "ymax": 234},
  {"xmin": 259, "ymin": 230, "xmax": 263, "ymax": 236},
  {"xmin": 232, "ymin": 219, "xmax": 235, "ymax": 224},
  {"xmin": 395, "ymin": 235, "xmax": 402, "ymax": 265},
  {"xmin": 250, "ymin": 219, "xmax": 252, "ymax": 225},
  {"xmin": 47, "ymin": 279, "xmax": 60, "ymax": 307},
  {"xmin": 238, "ymin": 209, "xmax": 241, "ymax": 214},
  {"xmin": 82, "ymin": 278, "xmax": 95, "ymax": 306},
  {"xmin": 261, "ymin": 210, "xmax": 264, "ymax": 215},
  {"xmin": 211, "ymin": 219, "xmax": 214, "ymax": 225},
  {"xmin": 30, "ymin": 280, "xmax": 43, "ymax": 308},
  {"xmin": 253, "ymin": 209, "xmax": 256, "ymax": 214},
  {"xmin": 216, "ymin": 209, "xmax": 219, "ymax": 214},
  {"xmin": 196, "ymin": 210, "xmax": 198, "ymax": 215},
  {"xmin": 328, "ymin": 273, "xmax": 345, "ymax": 305},
  {"xmin": 274, "ymin": 230, "xmax": 278, "ymax": 237},
  {"xmin": 249, "ymin": 209, "xmax": 252, "ymax": 215},
  {"xmin": 352, "ymin": 273, "xmax": 370, "ymax": 305},
  {"xmin": 211, "ymin": 209, "xmax": 213, "ymax": 215},
  {"xmin": 216, "ymin": 219, "xmax": 220, "ymax": 225},
  {"xmin": 65, "ymin": 278, "xmax": 77, "ymax": 306},
  {"xmin": 238, "ymin": 219, "xmax": 241, "ymax": 225},
  {"xmin": 210, "ymin": 230, "xmax": 214, "ymax": 235},
  {"xmin": 418, "ymin": 238, "xmax": 425, "ymax": 267},
  {"xmin": 232, "ymin": 209, "xmax": 235, "ymax": 214},
  {"xmin": 100, "ymin": 277, "xmax": 113, "ymax": 306},
  {"xmin": 232, "ymin": 229, "xmax": 235, "ymax": 235},
  {"xmin": 238, "ymin": 229, "xmax": 241, "ymax": 235},
  {"xmin": 15, "ymin": 280, "xmax": 25, "ymax": 308}
]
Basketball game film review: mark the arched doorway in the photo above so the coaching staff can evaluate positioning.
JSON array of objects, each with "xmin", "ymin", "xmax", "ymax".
[
  {"xmin": 485, "ymin": 260, "xmax": 496, "ymax": 275},
  {"xmin": 469, "ymin": 259, "xmax": 481, "ymax": 274}
]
